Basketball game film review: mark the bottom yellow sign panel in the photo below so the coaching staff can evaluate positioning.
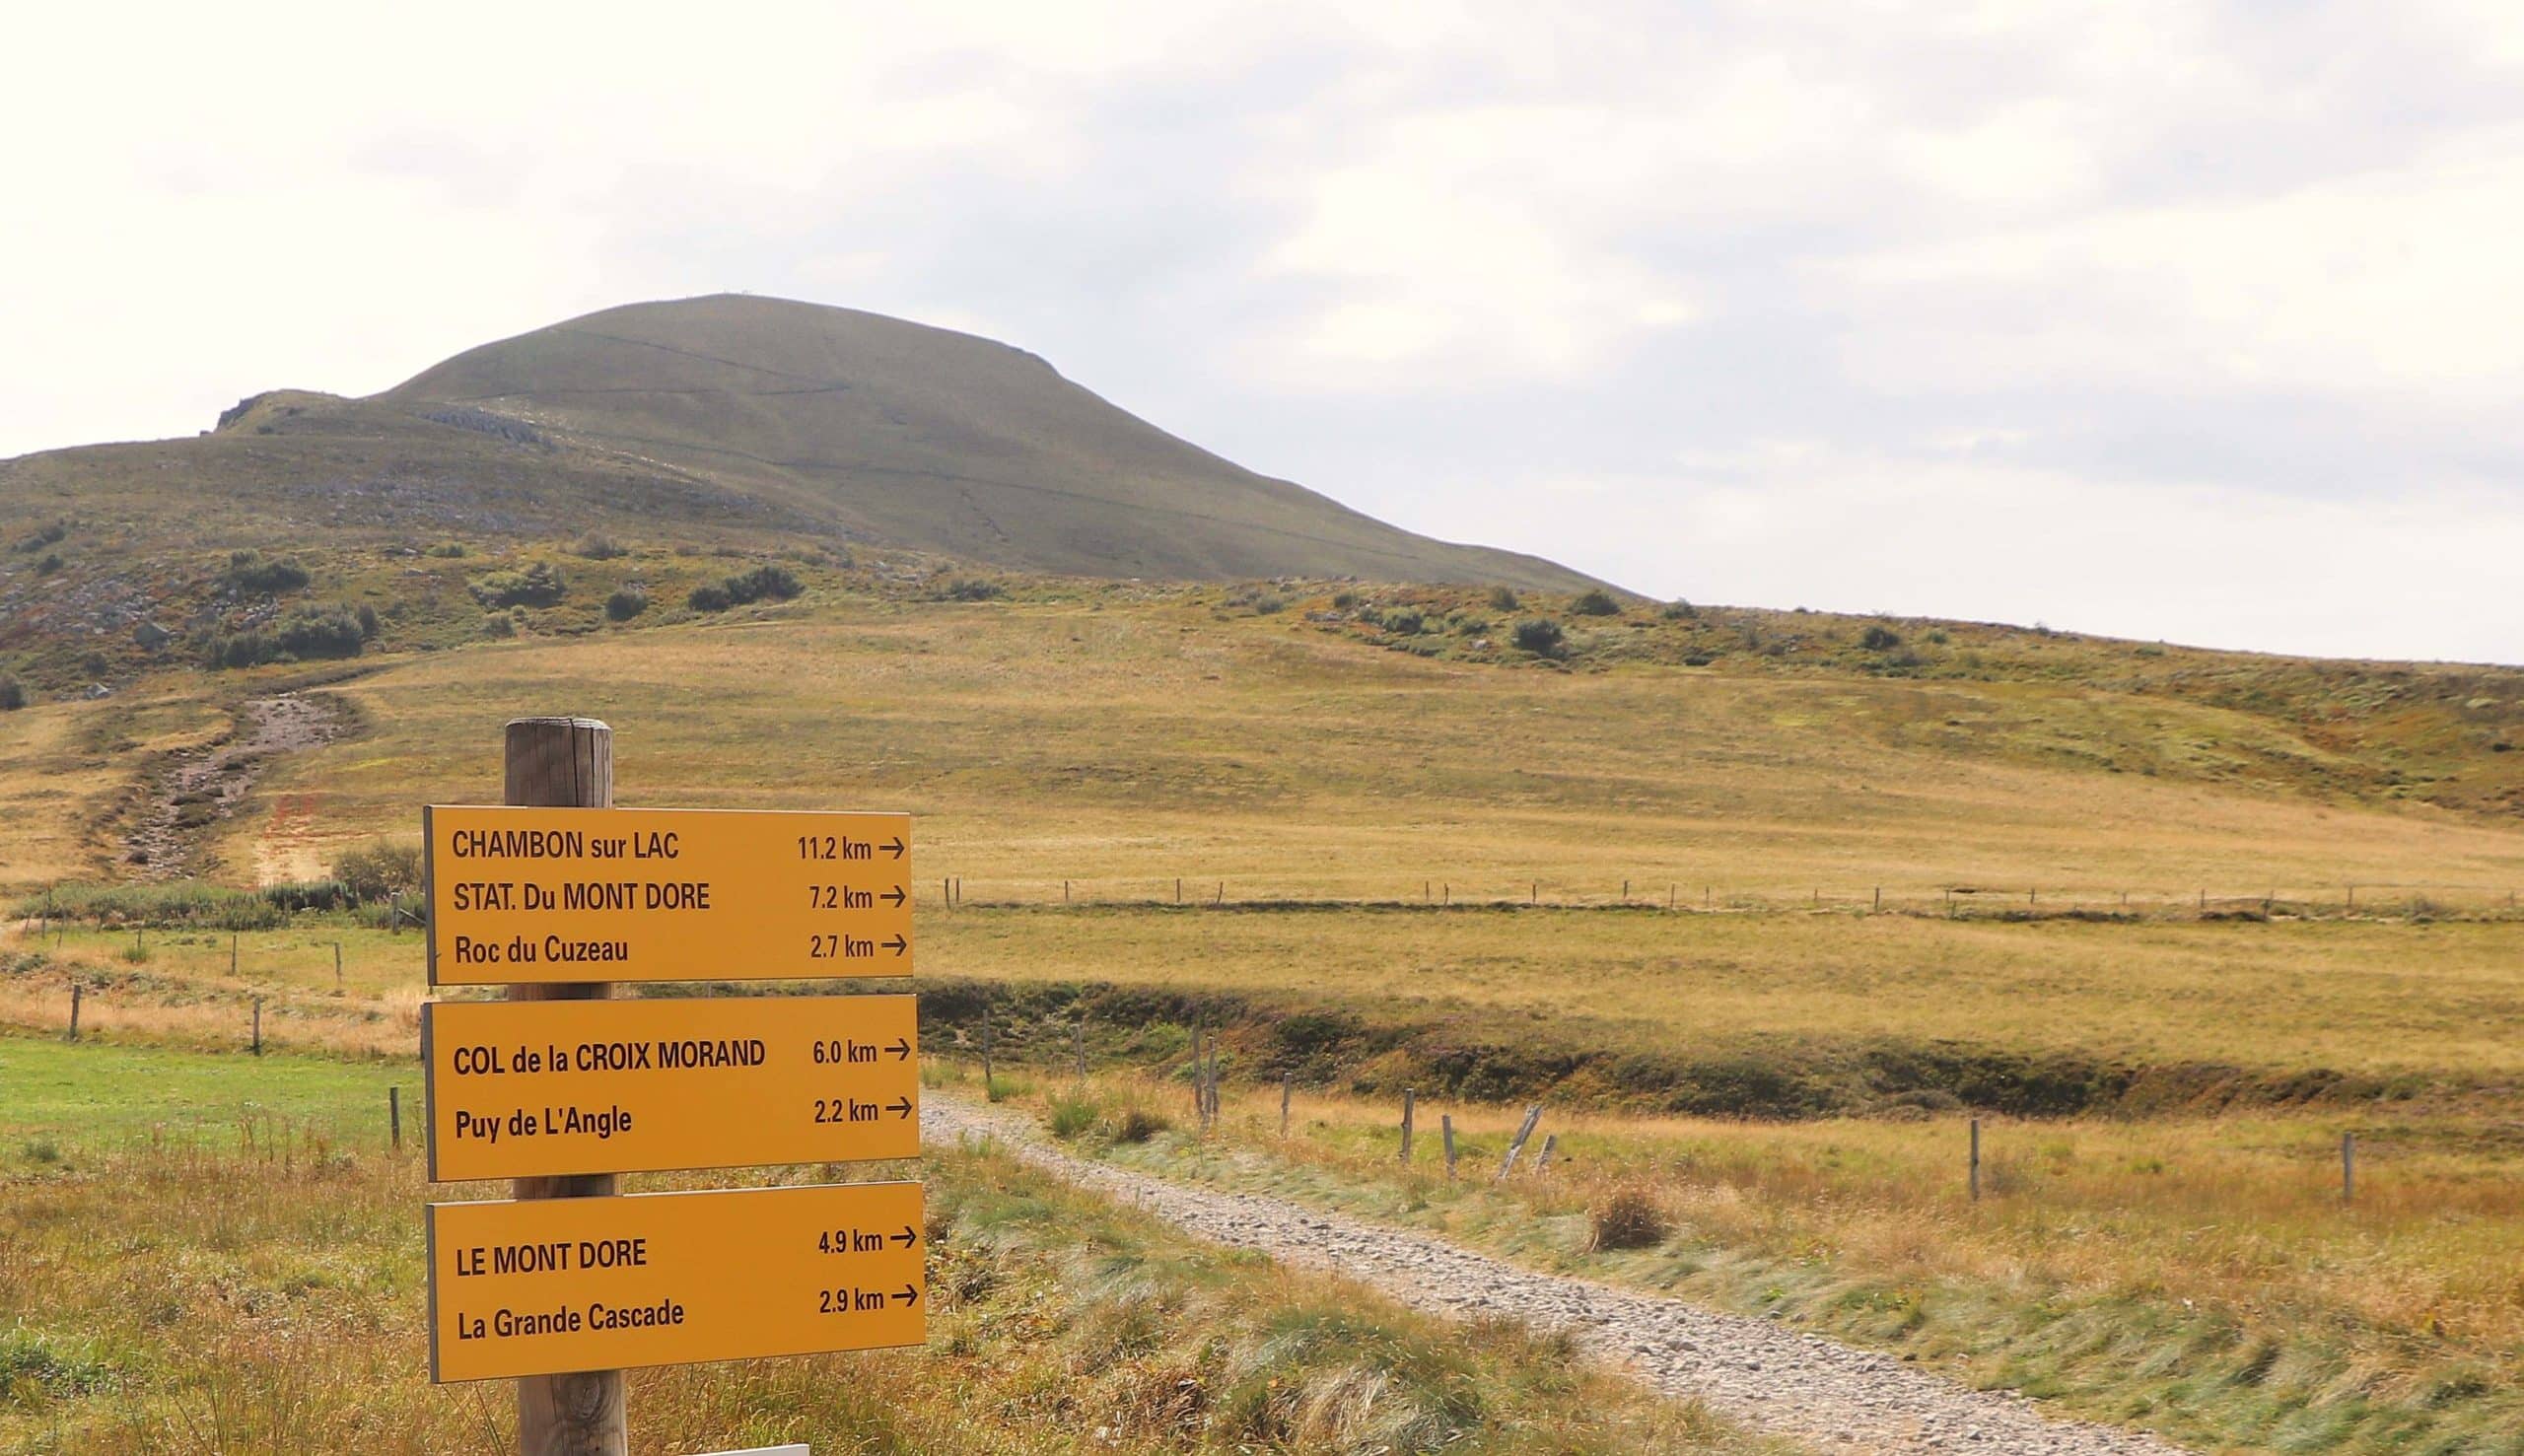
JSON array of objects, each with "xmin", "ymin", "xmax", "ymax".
[{"xmin": 427, "ymin": 1182, "xmax": 924, "ymax": 1382}]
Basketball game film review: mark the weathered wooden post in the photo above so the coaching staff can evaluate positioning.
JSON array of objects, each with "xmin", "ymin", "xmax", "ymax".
[
  {"xmin": 232, "ymin": 932, "xmax": 240, "ymax": 977},
  {"xmin": 1175, "ymin": 877, "xmax": 1182, "ymax": 905},
  {"xmin": 334, "ymin": 941, "xmax": 344, "ymax": 990},
  {"xmin": 1280, "ymin": 1072, "xmax": 1292, "ymax": 1138},
  {"xmin": 505, "ymin": 716, "xmax": 627, "ymax": 1456},
  {"xmin": 251, "ymin": 996, "xmax": 263, "ymax": 1055},
  {"xmin": 389, "ymin": 1085, "xmax": 402, "ymax": 1151},
  {"xmin": 1969, "ymin": 1117, "xmax": 1982, "ymax": 1202},
  {"xmin": 1399, "ymin": 1089, "xmax": 1415, "ymax": 1164},
  {"xmin": 2342, "ymin": 1132, "xmax": 2355, "ymax": 1205},
  {"xmin": 1441, "ymin": 1115, "xmax": 1457, "ymax": 1178},
  {"xmin": 1534, "ymin": 1133, "xmax": 1558, "ymax": 1173},
  {"xmin": 66, "ymin": 984, "xmax": 81, "ymax": 1042},
  {"xmin": 1873, "ymin": 886, "xmax": 1881, "ymax": 911},
  {"xmin": 1497, "ymin": 1105, "xmax": 1543, "ymax": 1180}
]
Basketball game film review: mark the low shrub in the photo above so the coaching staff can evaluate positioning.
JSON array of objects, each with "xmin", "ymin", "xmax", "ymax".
[
  {"xmin": 1047, "ymin": 1095, "xmax": 1101, "ymax": 1141},
  {"xmin": 1331, "ymin": 590, "xmax": 1360, "ymax": 610},
  {"xmin": 469, "ymin": 561, "xmax": 568, "ymax": 607},
  {"xmin": 686, "ymin": 583, "xmax": 734, "ymax": 612},
  {"xmin": 11, "ymin": 521, "xmax": 67, "ymax": 554},
  {"xmin": 570, "ymin": 532, "xmax": 627, "ymax": 560},
  {"xmin": 1488, "ymin": 586, "xmax": 1520, "ymax": 611},
  {"xmin": 693, "ymin": 564, "xmax": 805, "ymax": 611},
  {"xmin": 1382, "ymin": 608, "xmax": 1426, "ymax": 635},
  {"xmin": 332, "ymin": 841, "xmax": 423, "ymax": 902},
  {"xmin": 425, "ymin": 541, "xmax": 469, "ymax": 558},
  {"xmin": 0, "ymin": 674, "xmax": 25, "ymax": 711},
  {"xmin": 1111, "ymin": 1105, "xmax": 1170, "ymax": 1144},
  {"xmin": 481, "ymin": 612, "xmax": 517, "ymax": 639},
  {"xmin": 223, "ymin": 551, "xmax": 311, "ymax": 595},
  {"xmin": 605, "ymin": 587, "xmax": 649, "ymax": 621},
  {"xmin": 1571, "ymin": 589, "xmax": 1622, "ymax": 617},
  {"xmin": 939, "ymin": 577, "xmax": 1004, "ymax": 602},
  {"xmin": 262, "ymin": 879, "xmax": 354, "ymax": 914},
  {"xmin": 1588, "ymin": 1183, "xmax": 1671, "ymax": 1251},
  {"xmin": 1860, "ymin": 624, "xmax": 1903, "ymax": 652},
  {"xmin": 35, "ymin": 552, "xmax": 63, "ymax": 576},
  {"xmin": 1661, "ymin": 598, "xmax": 1698, "ymax": 620},
  {"xmin": 1511, "ymin": 618, "xmax": 1565, "ymax": 656}
]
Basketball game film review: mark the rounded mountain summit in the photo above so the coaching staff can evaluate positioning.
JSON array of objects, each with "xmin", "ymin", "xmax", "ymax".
[{"xmin": 376, "ymin": 294, "xmax": 1598, "ymax": 589}]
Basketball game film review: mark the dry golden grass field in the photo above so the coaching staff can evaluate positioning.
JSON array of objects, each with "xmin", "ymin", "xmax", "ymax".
[{"xmin": 5, "ymin": 575, "xmax": 2524, "ymax": 1453}]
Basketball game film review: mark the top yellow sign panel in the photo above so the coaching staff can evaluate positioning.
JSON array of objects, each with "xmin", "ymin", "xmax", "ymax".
[{"xmin": 425, "ymin": 806, "xmax": 912, "ymax": 985}]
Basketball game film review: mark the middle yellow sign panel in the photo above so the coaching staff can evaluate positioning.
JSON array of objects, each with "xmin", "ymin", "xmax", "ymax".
[{"xmin": 422, "ymin": 995, "xmax": 920, "ymax": 1181}]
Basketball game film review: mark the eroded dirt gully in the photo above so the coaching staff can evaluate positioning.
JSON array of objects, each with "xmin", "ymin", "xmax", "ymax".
[
  {"xmin": 925, "ymin": 1095, "xmax": 2189, "ymax": 1456},
  {"xmin": 125, "ymin": 691, "xmax": 353, "ymax": 879}
]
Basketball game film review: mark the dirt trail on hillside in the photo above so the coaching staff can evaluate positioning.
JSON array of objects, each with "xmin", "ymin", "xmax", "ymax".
[
  {"xmin": 926, "ymin": 1096, "xmax": 2189, "ymax": 1456},
  {"xmin": 126, "ymin": 692, "xmax": 352, "ymax": 880}
]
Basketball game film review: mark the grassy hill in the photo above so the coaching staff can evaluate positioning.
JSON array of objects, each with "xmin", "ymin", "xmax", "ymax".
[{"xmin": 381, "ymin": 295, "xmax": 1594, "ymax": 589}]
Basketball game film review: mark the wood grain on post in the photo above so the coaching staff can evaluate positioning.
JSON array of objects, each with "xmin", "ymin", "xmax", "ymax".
[
  {"xmin": 1441, "ymin": 1114, "xmax": 1457, "ymax": 1178},
  {"xmin": 504, "ymin": 717, "xmax": 626, "ymax": 1456},
  {"xmin": 1399, "ymin": 1088, "xmax": 1415, "ymax": 1164},
  {"xmin": 67, "ymin": 983, "xmax": 81, "ymax": 1042},
  {"xmin": 1279, "ymin": 1072, "xmax": 1292, "ymax": 1138}
]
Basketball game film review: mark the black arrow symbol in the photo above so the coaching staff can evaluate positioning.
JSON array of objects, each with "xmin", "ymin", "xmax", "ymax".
[
  {"xmin": 892, "ymin": 1284, "xmax": 919, "ymax": 1307},
  {"xmin": 887, "ymin": 1097, "xmax": 913, "ymax": 1119},
  {"xmin": 883, "ymin": 935, "xmax": 907, "ymax": 956},
  {"xmin": 880, "ymin": 885, "xmax": 906, "ymax": 907},
  {"xmin": 882, "ymin": 837, "xmax": 905, "ymax": 860},
  {"xmin": 890, "ymin": 1224, "xmax": 918, "ymax": 1249},
  {"xmin": 885, "ymin": 1038, "xmax": 912, "ymax": 1061}
]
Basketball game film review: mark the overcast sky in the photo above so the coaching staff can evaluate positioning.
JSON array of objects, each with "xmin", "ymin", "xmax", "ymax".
[{"xmin": 7, "ymin": 3, "xmax": 2520, "ymax": 662}]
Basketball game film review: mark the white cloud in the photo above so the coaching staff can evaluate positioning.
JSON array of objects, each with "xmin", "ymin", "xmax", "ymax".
[{"xmin": 3, "ymin": 0, "xmax": 2522, "ymax": 660}]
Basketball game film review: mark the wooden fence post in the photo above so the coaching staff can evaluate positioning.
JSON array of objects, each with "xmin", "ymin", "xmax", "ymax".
[
  {"xmin": 1280, "ymin": 1072, "xmax": 1292, "ymax": 1138},
  {"xmin": 1534, "ymin": 1133, "xmax": 1557, "ymax": 1173},
  {"xmin": 334, "ymin": 941, "xmax": 344, "ymax": 991},
  {"xmin": 67, "ymin": 984, "xmax": 82, "ymax": 1042},
  {"xmin": 1441, "ymin": 1115, "xmax": 1457, "ymax": 1178},
  {"xmin": 1497, "ymin": 1105, "xmax": 1543, "ymax": 1180},
  {"xmin": 1873, "ymin": 885, "xmax": 1881, "ymax": 911},
  {"xmin": 1969, "ymin": 1117, "xmax": 1982, "ymax": 1202},
  {"xmin": 505, "ymin": 716, "xmax": 627, "ymax": 1456},
  {"xmin": 2342, "ymin": 1132, "xmax": 2355, "ymax": 1205},
  {"xmin": 251, "ymin": 996, "xmax": 262, "ymax": 1056},
  {"xmin": 1399, "ymin": 1089, "xmax": 1415, "ymax": 1164},
  {"xmin": 231, "ymin": 932, "xmax": 239, "ymax": 977},
  {"xmin": 1175, "ymin": 877, "xmax": 1182, "ymax": 905},
  {"xmin": 389, "ymin": 1085, "xmax": 402, "ymax": 1151}
]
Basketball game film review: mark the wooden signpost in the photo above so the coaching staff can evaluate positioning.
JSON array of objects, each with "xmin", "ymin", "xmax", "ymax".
[
  {"xmin": 426, "ymin": 1181, "xmax": 925, "ymax": 1382},
  {"xmin": 421, "ymin": 995, "xmax": 920, "ymax": 1180},
  {"xmin": 424, "ymin": 718, "xmax": 921, "ymax": 1456},
  {"xmin": 424, "ymin": 805, "xmax": 911, "ymax": 986}
]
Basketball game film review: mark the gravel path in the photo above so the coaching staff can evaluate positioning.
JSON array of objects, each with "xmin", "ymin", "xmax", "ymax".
[
  {"xmin": 126, "ymin": 691, "xmax": 351, "ymax": 877},
  {"xmin": 926, "ymin": 1096, "xmax": 2189, "ymax": 1456}
]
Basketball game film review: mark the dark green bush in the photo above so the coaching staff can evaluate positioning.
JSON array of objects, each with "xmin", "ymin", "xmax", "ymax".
[
  {"xmin": 1860, "ymin": 624, "xmax": 1903, "ymax": 651},
  {"xmin": 570, "ymin": 532, "xmax": 626, "ymax": 560},
  {"xmin": 272, "ymin": 607, "xmax": 367, "ymax": 659},
  {"xmin": 425, "ymin": 541, "xmax": 469, "ymax": 558},
  {"xmin": 1331, "ymin": 590, "xmax": 1360, "ymax": 610},
  {"xmin": 356, "ymin": 603, "xmax": 381, "ymax": 638},
  {"xmin": 35, "ymin": 553, "xmax": 62, "ymax": 576},
  {"xmin": 0, "ymin": 675, "xmax": 24, "ymax": 712},
  {"xmin": 224, "ymin": 551, "xmax": 311, "ymax": 595},
  {"xmin": 332, "ymin": 842, "xmax": 423, "ymax": 902},
  {"xmin": 1382, "ymin": 608, "xmax": 1426, "ymax": 635},
  {"xmin": 1661, "ymin": 598, "xmax": 1698, "ymax": 620},
  {"xmin": 263, "ymin": 880, "xmax": 354, "ymax": 913},
  {"xmin": 1571, "ymin": 589, "xmax": 1622, "ymax": 617},
  {"xmin": 469, "ymin": 561, "xmax": 568, "ymax": 607},
  {"xmin": 939, "ymin": 577, "xmax": 1003, "ymax": 602},
  {"xmin": 11, "ymin": 521, "xmax": 66, "ymax": 554},
  {"xmin": 1488, "ymin": 586, "xmax": 1520, "ymax": 611},
  {"xmin": 1512, "ymin": 619, "xmax": 1565, "ymax": 656},
  {"xmin": 605, "ymin": 587, "xmax": 649, "ymax": 621},
  {"xmin": 481, "ymin": 613, "xmax": 517, "ymax": 639},
  {"xmin": 727, "ymin": 565, "xmax": 804, "ymax": 603},
  {"xmin": 687, "ymin": 583, "xmax": 735, "ymax": 612}
]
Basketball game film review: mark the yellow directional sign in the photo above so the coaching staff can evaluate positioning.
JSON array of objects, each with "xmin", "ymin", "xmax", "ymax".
[
  {"xmin": 422, "ymin": 995, "xmax": 920, "ymax": 1181},
  {"xmin": 424, "ymin": 806, "xmax": 913, "ymax": 985},
  {"xmin": 427, "ymin": 1182, "xmax": 925, "ymax": 1382}
]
